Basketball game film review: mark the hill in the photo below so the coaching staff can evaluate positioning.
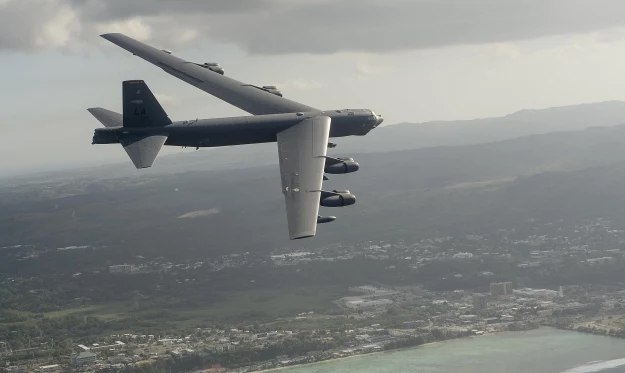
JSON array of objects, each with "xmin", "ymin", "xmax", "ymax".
[
  {"xmin": 3, "ymin": 123, "xmax": 625, "ymax": 271},
  {"xmin": 4, "ymin": 101, "xmax": 625, "ymax": 184}
]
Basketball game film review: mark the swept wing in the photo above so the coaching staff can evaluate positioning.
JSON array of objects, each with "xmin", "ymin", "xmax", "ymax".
[
  {"xmin": 101, "ymin": 33, "xmax": 317, "ymax": 115},
  {"xmin": 277, "ymin": 116, "xmax": 331, "ymax": 239}
]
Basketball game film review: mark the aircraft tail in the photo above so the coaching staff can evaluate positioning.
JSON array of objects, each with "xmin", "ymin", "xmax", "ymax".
[
  {"xmin": 89, "ymin": 80, "xmax": 171, "ymax": 169},
  {"xmin": 122, "ymin": 80, "xmax": 172, "ymax": 127},
  {"xmin": 120, "ymin": 81, "xmax": 170, "ymax": 168}
]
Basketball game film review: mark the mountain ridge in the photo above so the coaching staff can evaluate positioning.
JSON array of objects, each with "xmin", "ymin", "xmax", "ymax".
[{"xmin": 4, "ymin": 100, "xmax": 625, "ymax": 184}]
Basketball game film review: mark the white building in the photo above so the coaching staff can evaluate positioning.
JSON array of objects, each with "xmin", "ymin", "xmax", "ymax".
[
  {"xmin": 586, "ymin": 257, "xmax": 615, "ymax": 265},
  {"xmin": 453, "ymin": 252, "xmax": 473, "ymax": 259},
  {"xmin": 345, "ymin": 299, "xmax": 393, "ymax": 309},
  {"xmin": 513, "ymin": 288, "xmax": 559, "ymax": 300},
  {"xmin": 39, "ymin": 365, "xmax": 60, "ymax": 373},
  {"xmin": 158, "ymin": 338, "xmax": 176, "ymax": 346},
  {"xmin": 348, "ymin": 285, "xmax": 392, "ymax": 294},
  {"xmin": 72, "ymin": 351, "xmax": 97, "ymax": 367},
  {"xmin": 109, "ymin": 264, "xmax": 136, "ymax": 274}
]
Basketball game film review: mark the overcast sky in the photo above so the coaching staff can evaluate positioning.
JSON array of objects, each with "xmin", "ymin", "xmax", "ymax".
[{"xmin": 3, "ymin": 0, "xmax": 625, "ymax": 175}]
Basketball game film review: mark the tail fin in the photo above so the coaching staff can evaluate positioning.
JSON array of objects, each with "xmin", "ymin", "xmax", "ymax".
[
  {"xmin": 122, "ymin": 80, "xmax": 172, "ymax": 127},
  {"xmin": 87, "ymin": 107, "xmax": 122, "ymax": 128}
]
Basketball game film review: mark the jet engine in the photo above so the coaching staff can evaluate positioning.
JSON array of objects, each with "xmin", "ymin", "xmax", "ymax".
[
  {"xmin": 320, "ymin": 190, "xmax": 356, "ymax": 207},
  {"xmin": 262, "ymin": 85, "xmax": 283, "ymax": 97},
  {"xmin": 198, "ymin": 62, "xmax": 224, "ymax": 75},
  {"xmin": 317, "ymin": 215, "xmax": 336, "ymax": 224},
  {"xmin": 324, "ymin": 157, "xmax": 360, "ymax": 174}
]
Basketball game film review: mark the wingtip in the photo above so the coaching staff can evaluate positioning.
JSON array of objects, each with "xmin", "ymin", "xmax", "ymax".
[
  {"xmin": 291, "ymin": 235, "xmax": 315, "ymax": 240},
  {"xmin": 100, "ymin": 33, "xmax": 126, "ymax": 42},
  {"xmin": 290, "ymin": 231, "xmax": 316, "ymax": 240}
]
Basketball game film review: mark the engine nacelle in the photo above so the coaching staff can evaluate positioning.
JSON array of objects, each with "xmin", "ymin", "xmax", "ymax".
[
  {"xmin": 324, "ymin": 157, "xmax": 359, "ymax": 174},
  {"xmin": 262, "ymin": 85, "xmax": 283, "ymax": 97},
  {"xmin": 320, "ymin": 190, "xmax": 356, "ymax": 207},
  {"xmin": 317, "ymin": 215, "xmax": 336, "ymax": 224},
  {"xmin": 199, "ymin": 62, "xmax": 224, "ymax": 75}
]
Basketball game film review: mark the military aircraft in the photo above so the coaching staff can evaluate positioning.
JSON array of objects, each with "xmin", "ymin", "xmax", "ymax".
[{"xmin": 90, "ymin": 33, "xmax": 383, "ymax": 240}]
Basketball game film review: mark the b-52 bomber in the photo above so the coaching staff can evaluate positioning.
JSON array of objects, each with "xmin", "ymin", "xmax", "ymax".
[{"xmin": 90, "ymin": 33, "xmax": 383, "ymax": 240}]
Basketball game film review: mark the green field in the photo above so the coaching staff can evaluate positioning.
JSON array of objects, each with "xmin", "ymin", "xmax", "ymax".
[{"xmin": 0, "ymin": 285, "xmax": 347, "ymax": 338}]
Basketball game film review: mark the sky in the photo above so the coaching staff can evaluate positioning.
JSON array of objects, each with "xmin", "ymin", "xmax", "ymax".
[{"xmin": 3, "ymin": 0, "xmax": 625, "ymax": 175}]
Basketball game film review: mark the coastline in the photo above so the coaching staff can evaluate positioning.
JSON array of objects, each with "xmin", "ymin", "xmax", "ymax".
[
  {"xmin": 259, "ymin": 352, "xmax": 385, "ymax": 373},
  {"xmin": 255, "ymin": 329, "xmax": 511, "ymax": 373},
  {"xmin": 249, "ymin": 328, "xmax": 625, "ymax": 373}
]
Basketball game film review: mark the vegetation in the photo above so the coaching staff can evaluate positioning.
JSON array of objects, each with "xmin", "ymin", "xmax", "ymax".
[{"xmin": 6, "ymin": 109, "xmax": 625, "ymax": 368}]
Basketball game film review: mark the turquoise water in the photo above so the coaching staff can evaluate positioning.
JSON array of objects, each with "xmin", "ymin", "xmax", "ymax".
[{"xmin": 278, "ymin": 328, "xmax": 625, "ymax": 373}]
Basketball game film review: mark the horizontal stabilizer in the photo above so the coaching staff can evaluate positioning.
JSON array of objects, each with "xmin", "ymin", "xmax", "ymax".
[
  {"xmin": 87, "ymin": 107, "xmax": 122, "ymax": 128},
  {"xmin": 120, "ymin": 135, "xmax": 168, "ymax": 169}
]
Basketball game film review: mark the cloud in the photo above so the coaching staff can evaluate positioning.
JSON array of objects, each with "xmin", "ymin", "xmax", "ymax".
[
  {"xmin": 177, "ymin": 208, "xmax": 220, "ymax": 219},
  {"xmin": 154, "ymin": 93, "xmax": 180, "ymax": 107},
  {"xmin": 276, "ymin": 78, "xmax": 326, "ymax": 91},
  {"xmin": 355, "ymin": 62, "xmax": 388, "ymax": 76},
  {"xmin": 3, "ymin": 0, "xmax": 625, "ymax": 54},
  {"xmin": 94, "ymin": 17, "xmax": 152, "ymax": 41},
  {"xmin": 0, "ymin": 0, "xmax": 81, "ymax": 51}
]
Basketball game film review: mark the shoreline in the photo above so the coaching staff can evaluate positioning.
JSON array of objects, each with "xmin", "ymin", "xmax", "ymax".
[
  {"xmin": 254, "ymin": 328, "xmax": 520, "ymax": 373},
  {"xmin": 247, "ymin": 328, "xmax": 625, "ymax": 373}
]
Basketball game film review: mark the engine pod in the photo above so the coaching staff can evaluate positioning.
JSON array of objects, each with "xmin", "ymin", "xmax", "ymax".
[
  {"xmin": 320, "ymin": 191, "xmax": 356, "ymax": 207},
  {"xmin": 324, "ymin": 159, "xmax": 360, "ymax": 174},
  {"xmin": 317, "ymin": 216, "xmax": 337, "ymax": 224}
]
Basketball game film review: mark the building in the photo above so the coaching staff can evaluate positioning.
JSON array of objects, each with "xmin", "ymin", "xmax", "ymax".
[
  {"xmin": 215, "ymin": 344, "xmax": 236, "ymax": 353},
  {"xmin": 490, "ymin": 282, "xmax": 514, "ymax": 297},
  {"xmin": 0, "ymin": 341, "xmax": 10, "ymax": 356},
  {"xmin": 490, "ymin": 283, "xmax": 504, "ymax": 296},
  {"xmin": 473, "ymin": 295, "xmax": 488, "ymax": 311},
  {"xmin": 453, "ymin": 252, "xmax": 473, "ymax": 259},
  {"xmin": 513, "ymin": 288, "xmax": 559, "ymax": 300},
  {"xmin": 504, "ymin": 282, "xmax": 513, "ymax": 294},
  {"xmin": 71, "ymin": 351, "xmax": 97, "ymax": 367},
  {"xmin": 459, "ymin": 314, "xmax": 478, "ymax": 322},
  {"xmin": 586, "ymin": 257, "xmax": 615, "ymax": 265},
  {"xmin": 402, "ymin": 320, "xmax": 426, "ymax": 328},
  {"xmin": 344, "ymin": 298, "xmax": 393, "ymax": 309},
  {"xmin": 347, "ymin": 285, "xmax": 393, "ymax": 294},
  {"xmin": 501, "ymin": 314, "xmax": 515, "ymax": 322},
  {"xmin": 109, "ymin": 264, "xmax": 136, "ymax": 274},
  {"xmin": 158, "ymin": 338, "xmax": 176, "ymax": 346},
  {"xmin": 39, "ymin": 365, "xmax": 60, "ymax": 373}
]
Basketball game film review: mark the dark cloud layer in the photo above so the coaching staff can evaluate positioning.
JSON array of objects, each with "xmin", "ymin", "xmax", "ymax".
[
  {"xmin": 69, "ymin": 0, "xmax": 273, "ymax": 21},
  {"xmin": 2, "ymin": 0, "xmax": 625, "ymax": 53},
  {"xmin": 217, "ymin": 0, "xmax": 625, "ymax": 54}
]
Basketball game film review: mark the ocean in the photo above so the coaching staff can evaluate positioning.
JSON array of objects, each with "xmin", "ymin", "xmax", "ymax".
[{"xmin": 277, "ymin": 328, "xmax": 625, "ymax": 373}]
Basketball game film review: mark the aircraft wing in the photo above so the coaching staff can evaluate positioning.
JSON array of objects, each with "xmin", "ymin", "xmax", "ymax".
[
  {"xmin": 277, "ymin": 116, "xmax": 331, "ymax": 240},
  {"xmin": 100, "ymin": 33, "xmax": 317, "ymax": 115}
]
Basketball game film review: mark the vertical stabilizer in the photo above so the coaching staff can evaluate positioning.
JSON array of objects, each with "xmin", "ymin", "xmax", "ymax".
[{"xmin": 122, "ymin": 80, "xmax": 172, "ymax": 127}]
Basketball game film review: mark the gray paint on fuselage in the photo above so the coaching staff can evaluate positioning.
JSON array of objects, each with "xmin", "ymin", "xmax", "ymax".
[{"xmin": 93, "ymin": 109, "xmax": 379, "ymax": 148}]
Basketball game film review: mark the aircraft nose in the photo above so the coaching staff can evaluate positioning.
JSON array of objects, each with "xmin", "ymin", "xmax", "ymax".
[{"xmin": 376, "ymin": 114, "xmax": 384, "ymax": 126}]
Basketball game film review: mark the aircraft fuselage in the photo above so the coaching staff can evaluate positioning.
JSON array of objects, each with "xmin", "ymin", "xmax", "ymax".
[{"xmin": 93, "ymin": 109, "xmax": 381, "ymax": 148}]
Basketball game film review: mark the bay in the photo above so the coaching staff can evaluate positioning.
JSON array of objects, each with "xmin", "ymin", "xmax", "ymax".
[{"xmin": 277, "ymin": 328, "xmax": 625, "ymax": 373}]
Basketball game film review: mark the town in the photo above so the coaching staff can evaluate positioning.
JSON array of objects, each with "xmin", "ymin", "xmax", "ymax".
[{"xmin": 3, "ymin": 217, "xmax": 625, "ymax": 372}]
